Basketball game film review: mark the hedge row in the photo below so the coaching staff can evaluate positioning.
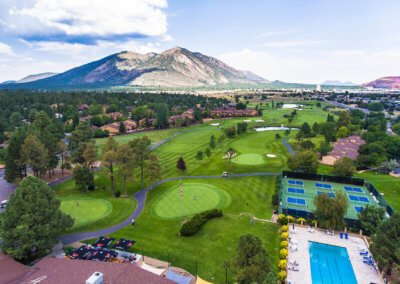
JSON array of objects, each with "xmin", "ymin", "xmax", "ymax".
[{"xmin": 180, "ymin": 209, "xmax": 223, "ymax": 236}]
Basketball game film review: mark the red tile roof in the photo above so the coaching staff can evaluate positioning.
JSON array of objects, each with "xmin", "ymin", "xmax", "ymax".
[{"xmin": 0, "ymin": 251, "xmax": 33, "ymax": 284}]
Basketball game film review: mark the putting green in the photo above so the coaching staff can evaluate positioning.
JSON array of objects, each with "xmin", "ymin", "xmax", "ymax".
[
  {"xmin": 232, "ymin": 154, "xmax": 265, "ymax": 165},
  {"xmin": 60, "ymin": 198, "xmax": 112, "ymax": 228},
  {"xmin": 152, "ymin": 183, "xmax": 231, "ymax": 219}
]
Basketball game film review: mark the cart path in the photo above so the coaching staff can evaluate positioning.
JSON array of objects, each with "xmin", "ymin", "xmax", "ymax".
[
  {"xmin": 59, "ymin": 172, "xmax": 282, "ymax": 244},
  {"xmin": 59, "ymin": 136, "xmax": 295, "ymax": 245}
]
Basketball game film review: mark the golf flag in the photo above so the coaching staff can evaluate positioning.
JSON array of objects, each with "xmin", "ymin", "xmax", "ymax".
[{"xmin": 180, "ymin": 179, "xmax": 183, "ymax": 199}]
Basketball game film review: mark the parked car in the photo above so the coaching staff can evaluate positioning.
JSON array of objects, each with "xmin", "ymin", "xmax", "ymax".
[{"xmin": 0, "ymin": 200, "xmax": 7, "ymax": 209}]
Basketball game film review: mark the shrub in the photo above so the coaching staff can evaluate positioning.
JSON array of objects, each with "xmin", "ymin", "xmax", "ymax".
[
  {"xmin": 272, "ymin": 176, "xmax": 281, "ymax": 206},
  {"xmin": 277, "ymin": 214, "xmax": 288, "ymax": 225},
  {"xmin": 280, "ymin": 248, "xmax": 288, "ymax": 259},
  {"xmin": 278, "ymin": 270, "xmax": 287, "ymax": 282},
  {"xmin": 280, "ymin": 241, "xmax": 288, "ymax": 248},
  {"xmin": 115, "ymin": 190, "xmax": 121, "ymax": 197},
  {"xmin": 281, "ymin": 232, "xmax": 289, "ymax": 239},
  {"xmin": 278, "ymin": 260, "xmax": 287, "ymax": 270},
  {"xmin": 287, "ymin": 215, "xmax": 295, "ymax": 223},
  {"xmin": 297, "ymin": 217, "xmax": 306, "ymax": 224},
  {"xmin": 63, "ymin": 246, "xmax": 75, "ymax": 255},
  {"xmin": 281, "ymin": 225, "xmax": 289, "ymax": 232},
  {"xmin": 311, "ymin": 220, "xmax": 317, "ymax": 226},
  {"xmin": 87, "ymin": 184, "xmax": 95, "ymax": 191},
  {"xmin": 180, "ymin": 209, "xmax": 223, "ymax": 236}
]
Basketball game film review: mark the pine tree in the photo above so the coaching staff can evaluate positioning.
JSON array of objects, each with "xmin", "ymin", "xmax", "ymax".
[
  {"xmin": 177, "ymin": 157, "xmax": 186, "ymax": 171},
  {"xmin": 101, "ymin": 136, "xmax": 118, "ymax": 196},
  {"xmin": 116, "ymin": 143, "xmax": 135, "ymax": 196},
  {"xmin": 0, "ymin": 177, "xmax": 74, "ymax": 261},
  {"xmin": 145, "ymin": 153, "xmax": 162, "ymax": 190},
  {"xmin": 129, "ymin": 136, "xmax": 151, "ymax": 190}
]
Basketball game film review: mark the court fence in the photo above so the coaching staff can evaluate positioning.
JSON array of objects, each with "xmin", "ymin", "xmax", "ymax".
[
  {"xmin": 282, "ymin": 171, "xmax": 364, "ymax": 186},
  {"xmin": 279, "ymin": 171, "xmax": 393, "ymax": 229}
]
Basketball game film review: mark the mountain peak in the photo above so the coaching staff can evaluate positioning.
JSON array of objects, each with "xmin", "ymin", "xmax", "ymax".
[{"xmin": 2, "ymin": 47, "xmax": 266, "ymax": 89}]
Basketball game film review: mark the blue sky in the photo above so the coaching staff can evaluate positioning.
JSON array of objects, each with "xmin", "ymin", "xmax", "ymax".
[{"xmin": 1, "ymin": 0, "xmax": 400, "ymax": 84}]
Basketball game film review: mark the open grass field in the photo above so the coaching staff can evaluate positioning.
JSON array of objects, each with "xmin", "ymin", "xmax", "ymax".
[
  {"xmin": 89, "ymin": 176, "xmax": 279, "ymax": 283},
  {"xmin": 54, "ymin": 179, "xmax": 137, "ymax": 234},
  {"xmin": 60, "ymin": 197, "xmax": 112, "ymax": 228},
  {"xmin": 152, "ymin": 182, "xmax": 230, "ymax": 219},
  {"xmin": 95, "ymin": 128, "xmax": 180, "ymax": 153}
]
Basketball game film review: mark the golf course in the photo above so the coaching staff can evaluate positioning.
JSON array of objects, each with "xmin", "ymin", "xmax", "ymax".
[{"xmin": 52, "ymin": 101, "xmax": 400, "ymax": 282}]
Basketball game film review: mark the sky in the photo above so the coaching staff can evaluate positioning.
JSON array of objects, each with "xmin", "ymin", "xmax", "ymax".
[{"xmin": 1, "ymin": 0, "xmax": 400, "ymax": 84}]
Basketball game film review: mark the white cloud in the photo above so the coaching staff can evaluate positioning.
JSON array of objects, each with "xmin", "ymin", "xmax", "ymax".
[
  {"xmin": 261, "ymin": 40, "xmax": 326, "ymax": 47},
  {"xmin": 218, "ymin": 48, "xmax": 400, "ymax": 84},
  {"xmin": 0, "ymin": 42, "xmax": 14, "ymax": 55},
  {"xmin": 8, "ymin": 0, "xmax": 168, "ymax": 39}
]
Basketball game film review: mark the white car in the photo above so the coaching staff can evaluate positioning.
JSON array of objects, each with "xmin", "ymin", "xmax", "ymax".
[{"xmin": 0, "ymin": 200, "xmax": 7, "ymax": 209}]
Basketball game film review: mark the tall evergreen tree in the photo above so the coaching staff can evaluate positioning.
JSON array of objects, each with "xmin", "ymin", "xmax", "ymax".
[
  {"xmin": 20, "ymin": 134, "xmax": 48, "ymax": 178},
  {"xmin": 232, "ymin": 234, "xmax": 272, "ymax": 283},
  {"xmin": 129, "ymin": 136, "xmax": 151, "ymax": 190},
  {"xmin": 5, "ymin": 127, "xmax": 28, "ymax": 181},
  {"xmin": 101, "ymin": 136, "xmax": 118, "ymax": 196},
  {"xmin": 0, "ymin": 177, "xmax": 74, "ymax": 262},
  {"xmin": 116, "ymin": 143, "xmax": 135, "ymax": 196},
  {"xmin": 145, "ymin": 153, "xmax": 162, "ymax": 190}
]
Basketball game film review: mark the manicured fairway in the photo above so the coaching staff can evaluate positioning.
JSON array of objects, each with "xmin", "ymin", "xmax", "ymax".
[
  {"xmin": 232, "ymin": 153, "xmax": 265, "ymax": 165},
  {"xmin": 91, "ymin": 176, "xmax": 280, "ymax": 283},
  {"xmin": 60, "ymin": 198, "xmax": 112, "ymax": 228},
  {"xmin": 152, "ymin": 183, "xmax": 230, "ymax": 219}
]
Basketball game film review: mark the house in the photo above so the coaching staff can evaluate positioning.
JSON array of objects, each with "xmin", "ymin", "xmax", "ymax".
[
  {"xmin": 210, "ymin": 107, "xmax": 258, "ymax": 118},
  {"xmin": 168, "ymin": 114, "xmax": 191, "ymax": 125},
  {"xmin": 321, "ymin": 136, "xmax": 365, "ymax": 166},
  {"xmin": 20, "ymin": 257, "xmax": 175, "ymax": 284},
  {"xmin": 102, "ymin": 105, "xmax": 109, "ymax": 113},
  {"xmin": 126, "ymin": 106, "xmax": 136, "ymax": 112},
  {"xmin": 138, "ymin": 118, "xmax": 156, "ymax": 128},
  {"xmin": 101, "ymin": 120, "xmax": 137, "ymax": 134},
  {"xmin": 106, "ymin": 112, "xmax": 124, "ymax": 121},
  {"xmin": 77, "ymin": 104, "xmax": 89, "ymax": 111}
]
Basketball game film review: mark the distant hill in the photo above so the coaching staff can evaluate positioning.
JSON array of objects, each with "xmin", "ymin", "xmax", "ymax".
[
  {"xmin": 362, "ymin": 76, "xmax": 400, "ymax": 89},
  {"xmin": 16, "ymin": 72, "xmax": 58, "ymax": 83},
  {"xmin": 2, "ymin": 47, "xmax": 270, "ymax": 90},
  {"xmin": 322, "ymin": 80, "xmax": 357, "ymax": 86}
]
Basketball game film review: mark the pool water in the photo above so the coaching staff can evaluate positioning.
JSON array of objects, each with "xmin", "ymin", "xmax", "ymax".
[{"xmin": 309, "ymin": 241, "xmax": 357, "ymax": 284}]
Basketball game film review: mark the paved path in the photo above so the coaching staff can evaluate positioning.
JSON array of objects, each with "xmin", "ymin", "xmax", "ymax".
[
  {"xmin": 313, "ymin": 108, "xmax": 328, "ymax": 117},
  {"xmin": 281, "ymin": 137, "xmax": 295, "ymax": 156},
  {"xmin": 59, "ymin": 172, "xmax": 281, "ymax": 245}
]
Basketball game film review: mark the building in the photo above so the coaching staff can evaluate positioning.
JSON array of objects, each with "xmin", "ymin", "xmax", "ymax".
[
  {"xmin": 101, "ymin": 120, "xmax": 137, "ymax": 135},
  {"xmin": 321, "ymin": 136, "xmax": 365, "ymax": 166},
  {"xmin": 106, "ymin": 112, "xmax": 124, "ymax": 121},
  {"xmin": 210, "ymin": 107, "xmax": 258, "ymax": 118},
  {"xmin": 20, "ymin": 257, "xmax": 175, "ymax": 284},
  {"xmin": 78, "ymin": 104, "xmax": 89, "ymax": 111}
]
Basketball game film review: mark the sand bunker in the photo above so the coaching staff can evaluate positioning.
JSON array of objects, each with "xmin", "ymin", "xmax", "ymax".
[
  {"xmin": 266, "ymin": 154, "xmax": 276, "ymax": 158},
  {"xmin": 243, "ymin": 120, "xmax": 251, "ymax": 122},
  {"xmin": 255, "ymin": 120, "xmax": 264, "ymax": 122},
  {"xmin": 211, "ymin": 123, "xmax": 220, "ymax": 126}
]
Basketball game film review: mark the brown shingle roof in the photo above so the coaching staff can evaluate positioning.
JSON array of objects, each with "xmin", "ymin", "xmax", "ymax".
[
  {"xmin": 0, "ymin": 251, "xmax": 33, "ymax": 284},
  {"xmin": 21, "ymin": 257, "xmax": 175, "ymax": 284}
]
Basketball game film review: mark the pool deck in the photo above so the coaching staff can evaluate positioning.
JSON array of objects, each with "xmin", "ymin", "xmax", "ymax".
[{"xmin": 287, "ymin": 225, "xmax": 383, "ymax": 284}]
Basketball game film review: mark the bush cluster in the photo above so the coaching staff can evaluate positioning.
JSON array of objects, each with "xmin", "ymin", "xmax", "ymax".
[{"xmin": 180, "ymin": 209, "xmax": 223, "ymax": 237}]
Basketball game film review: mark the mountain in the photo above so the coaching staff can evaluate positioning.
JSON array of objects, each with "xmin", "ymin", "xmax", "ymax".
[
  {"xmin": 16, "ymin": 72, "xmax": 58, "ymax": 83},
  {"xmin": 321, "ymin": 80, "xmax": 357, "ymax": 86},
  {"xmin": 3, "ymin": 47, "xmax": 267, "ymax": 89},
  {"xmin": 240, "ymin": 70, "xmax": 269, "ymax": 83},
  {"xmin": 362, "ymin": 76, "xmax": 400, "ymax": 89},
  {"xmin": 0, "ymin": 80, "xmax": 16, "ymax": 85}
]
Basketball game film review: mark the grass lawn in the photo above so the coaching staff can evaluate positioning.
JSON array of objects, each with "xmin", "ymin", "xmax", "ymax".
[
  {"xmin": 54, "ymin": 179, "xmax": 137, "ymax": 234},
  {"xmin": 60, "ymin": 197, "xmax": 112, "ymax": 228},
  {"xmin": 87, "ymin": 176, "xmax": 279, "ymax": 283},
  {"xmin": 232, "ymin": 153, "xmax": 265, "ymax": 165},
  {"xmin": 95, "ymin": 128, "xmax": 180, "ymax": 153},
  {"xmin": 152, "ymin": 182, "xmax": 230, "ymax": 219}
]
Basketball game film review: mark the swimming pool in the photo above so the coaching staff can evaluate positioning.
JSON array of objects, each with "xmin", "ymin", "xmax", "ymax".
[{"xmin": 309, "ymin": 241, "xmax": 357, "ymax": 284}]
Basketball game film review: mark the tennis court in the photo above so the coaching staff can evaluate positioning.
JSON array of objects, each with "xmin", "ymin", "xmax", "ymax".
[{"xmin": 281, "ymin": 177, "xmax": 380, "ymax": 220}]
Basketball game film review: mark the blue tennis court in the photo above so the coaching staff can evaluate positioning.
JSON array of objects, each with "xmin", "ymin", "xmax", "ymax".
[
  {"xmin": 354, "ymin": 206, "xmax": 364, "ymax": 213},
  {"xmin": 288, "ymin": 180, "xmax": 304, "ymax": 186},
  {"xmin": 287, "ymin": 197, "xmax": 306, "ymax": 205},
  {"xmin": 348, "ymin": 195, "xmax": 369, "ymax": 203},
  {"xmin": 344, "ymin": 186, "xmax": 363, "ymax": 193},
  {"xmin": 317, "ymin": 191, "xmax": 335, "ymax": 198},
  {"xmin": 288, "ymin": 187, "xmax": 305, "ymax": 194},
  {"xmin": 315, "ymin": 183, "xmax": 332, "ymax": 189}
]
